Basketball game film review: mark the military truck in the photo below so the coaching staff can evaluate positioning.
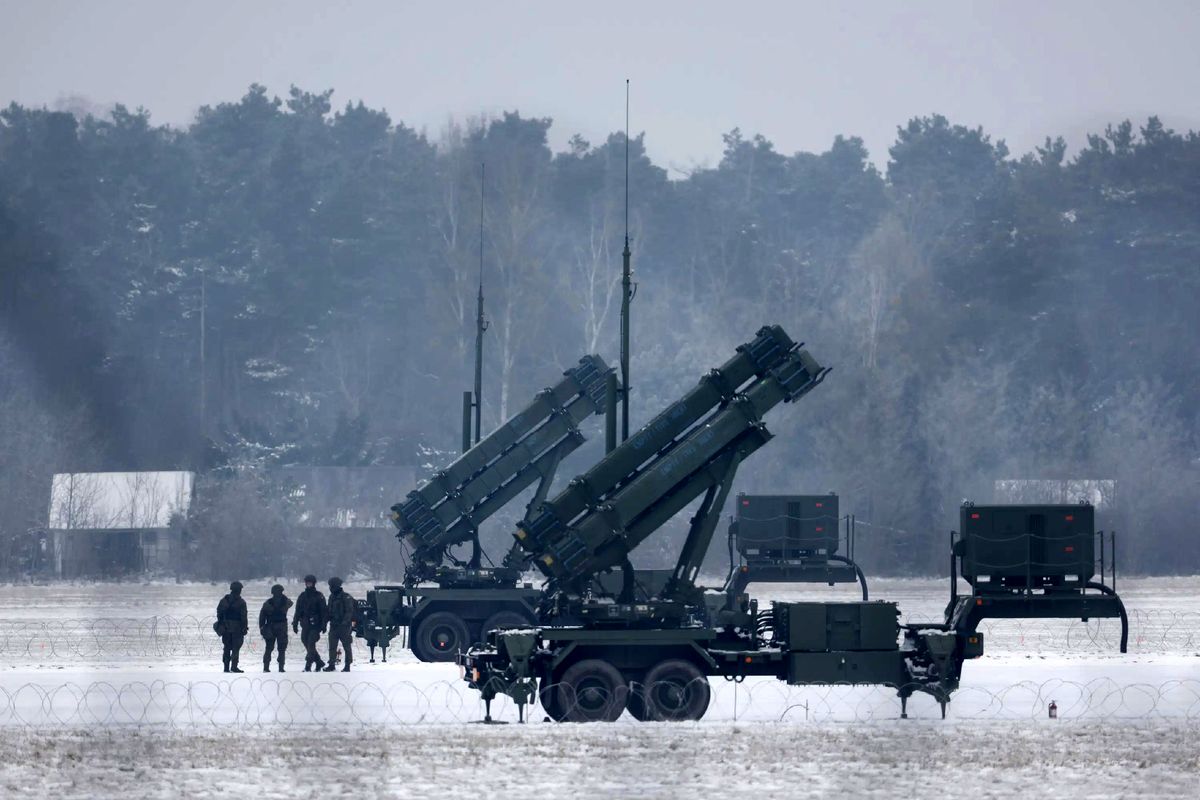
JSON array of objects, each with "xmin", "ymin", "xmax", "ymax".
[
  {"xmin": 457, "ymin": 324, "xmax": 1128, "ymax": 722},
  {"xmin": 354, "ymin": 354, "xmax": 613, "ymax": 662}
]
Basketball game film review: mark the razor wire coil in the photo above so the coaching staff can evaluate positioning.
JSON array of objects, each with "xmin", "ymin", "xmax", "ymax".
[{"xmin": 0, "ymin": 676, "xmax": 1196, "ymax": 728}]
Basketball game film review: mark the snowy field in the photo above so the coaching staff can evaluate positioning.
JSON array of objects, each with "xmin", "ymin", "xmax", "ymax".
[
  {"xmin": 1, "ymin": 576, "xmax": 1197, "ymax": 798},
  {"xmin": 3, "ymin": 720, "xmax": 1197, "ymax": 800}
]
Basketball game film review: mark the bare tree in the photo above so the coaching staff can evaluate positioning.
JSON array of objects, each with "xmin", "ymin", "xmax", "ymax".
[
  {"xmin": 839, "ymin": 215, "xmax": 926, "ymax": 370},
  {"xmin": 1093, "ymin": 378, "xmax": 1195, "ymax": 572},
  {"xmin": 433, "ymin": 116, "xmax": 489, "ymax": 362}
]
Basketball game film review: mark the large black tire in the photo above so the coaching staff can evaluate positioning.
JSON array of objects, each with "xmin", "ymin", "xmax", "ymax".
[
  {"xmin": 539, "ymin": 677, "xmax": 567, "ymax": 722},
  {"xmin": 642, "ymin": 659, "xmax": 710, "ymax": 721},
  {"xmin": 625, "ymin": 678, "xmax": 650, "ymax": 721},
  {"xmin": 558, "ymin": 659, "xmax": 627, "ymax": 723},
  {"xmin": 479, "ymin": 610, "xmax": 531, "ymax": 645},
  {"xmin": 410, "ymin": 611, "xmax": 470, "ymax": 663}
]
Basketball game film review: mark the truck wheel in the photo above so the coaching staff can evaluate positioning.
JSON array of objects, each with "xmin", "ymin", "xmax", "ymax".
[
  {"xmin": 559, "ymin": 659, "xmax": 627, "ymax": 722},
  {"xmin": 539, "ymin": 678, "xmax": 567, "ymax": 722},
  {"xmin": 625, "ymin": 678, "xmax": 650, "ymax": 721},
  {"xmin": 643, "ymin": 659, "xmax": 710, "ymax": 721},
  {"xmin": 411, "ymin": 612, "xmax": 469, "ymax": 663},
  {"xmin": 480, "ymin": 611, "xmax": 529, "ymax": 644}
]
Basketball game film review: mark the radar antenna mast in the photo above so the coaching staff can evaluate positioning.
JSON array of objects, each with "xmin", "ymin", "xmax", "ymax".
[
  {"xmin": 619, "ymin": 79, "xmax": 634, "ymax": 441},
  {"xmin": 474, "ymin": 162, "xmax": 488, "ymax": 446}
]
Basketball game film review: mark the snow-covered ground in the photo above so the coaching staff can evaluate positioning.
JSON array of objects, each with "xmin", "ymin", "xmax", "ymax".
[
  {"xmin": 4, "ymin": 720, "xmax": 1198, "ymax": 800},
  {"xmin": 1, "ymin": 577, "xmax": 1196, "ymax": 797}
]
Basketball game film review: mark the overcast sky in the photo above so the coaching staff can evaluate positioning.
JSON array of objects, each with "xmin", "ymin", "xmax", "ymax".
[{"xmin": 3, "ymin": 1, "xmax": 1198, "ymax": 172}]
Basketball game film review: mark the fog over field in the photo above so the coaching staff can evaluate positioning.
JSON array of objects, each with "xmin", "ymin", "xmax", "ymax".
[
  {"xmin": 1, "ymin": 4, "xmax": 1198, "ymax": 797},
  {"xmin": 3, "ymin": 27, "xmax": 1199, "ymax": 575}
]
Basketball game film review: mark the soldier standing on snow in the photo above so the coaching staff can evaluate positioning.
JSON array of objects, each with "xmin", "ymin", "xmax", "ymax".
[
  {"xmin": 258, "ymin": 584, "xmax": 293, "ymax": 672},
  {"xmin": 292, "ymin": 574, "xmax": 328, "ymax": 672},
  {"xmin": 323, "ymin": 576, "xmax": 355, "ymax": 672},
  {"xmin": 216, "ymin": 581, "xmax": 248, "ymax": 673}
]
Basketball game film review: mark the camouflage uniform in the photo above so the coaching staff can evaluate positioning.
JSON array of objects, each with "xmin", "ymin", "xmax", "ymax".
[
  {"xmin": 258, "ymin": 584, "xmax": 293, "ymax": 672},
  {"xmin": 216, "ymin": 581, "xmax": 248, "ymax": 673},
  {"xmin": 292, "ymin": 576, "xmax": 328, "ymax": 672},
  {"xmin": 323, "ymin": 577, "xmax": 355, "ymax": 672}
]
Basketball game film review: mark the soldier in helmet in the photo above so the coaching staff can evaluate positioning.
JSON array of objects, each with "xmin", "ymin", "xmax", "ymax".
[
  {"xmin": 292, "ymin": 574, "xmax": 328, "ymax": 671},
  {"xmin": 323, "ymin": 576, "xmax": 355, "ymax": 672},
  {"xmin": 258, "ymin": 584, "xmax": 293, "ymax": 672},
  {"xmin": 216, "ymin": 581, "xmax": 248, "ymax": 673}
]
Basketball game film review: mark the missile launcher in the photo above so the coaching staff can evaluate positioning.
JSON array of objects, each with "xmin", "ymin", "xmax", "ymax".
[
  {"xmin": 456, "ymin": 326, "xmax": 1129, "ymax": 724},
  {"xmin": 355, "ymin": 355, "xmax": 613, "ymax": 663}
]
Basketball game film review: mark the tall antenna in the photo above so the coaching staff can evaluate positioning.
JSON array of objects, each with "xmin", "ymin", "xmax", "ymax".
[
  {"xmin": 620, "ymin": 79, "xmax": 633, "ymax": 442},
  {"xmin": 474, "ymin": 162, "xmax": 488, "ymax": 445},
  {"xmin": 198, "ymin": 269, "xmax": 206, "ymax": 461}
]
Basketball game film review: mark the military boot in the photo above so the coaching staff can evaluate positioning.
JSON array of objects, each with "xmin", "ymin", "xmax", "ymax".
[
  {"xmin": 230, "ymin": 658, "xmax": 244, "ymax": 673},
  {"xmin": 277, "ymin": 657, "xmax": 285, "ymax": 673},
  {"xmin": 223, "ymin": 657, "xmax": 230, "ymax": 673},
  {"xmin": 322, "ymin": 663, "xmax": 337, "ymax": 672},
  {"xmin": 314, "ymin": 659, "xmax": 325, "ymax": 671}
]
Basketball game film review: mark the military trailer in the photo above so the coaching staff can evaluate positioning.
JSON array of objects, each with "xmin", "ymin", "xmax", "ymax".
[
  {"xmin": 457, "ymin": 325, "xmax": 1128, "ymax": 722},
  {"xmin": 354, "ymin": 354, "xmax": 613, "ymax": 662},
  {"xmin": 726, "ymin": 493, "xmax": 867, "ymax": 599}
]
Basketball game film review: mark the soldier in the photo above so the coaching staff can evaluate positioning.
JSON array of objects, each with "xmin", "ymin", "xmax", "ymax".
[
  {"xmin": 292, "ymin": 574, "xmax": 328, "ymax": 672},
  {"xmin": 323, "ymin": 576, "xmax": 355, "ymax": 672},
  {"xmin": 258, "ymin": 583, "xmax": 293, "ymax": 672},
  {"xmin": 216, "ymin": 580, "xmax": 248, "ymax": 673}
]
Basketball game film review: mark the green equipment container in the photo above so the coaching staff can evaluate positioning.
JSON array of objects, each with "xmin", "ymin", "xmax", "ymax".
[
  {"xmin": 734, "ymin": 493, "xmax": 839, "ymax": 558},
  {"xmin": 960, "ymin": 504, "xmax": 1095, "ymax": 587},
  {"xmin": 774, "ymin": 601, "xmax": 899, "ymax": 652}
]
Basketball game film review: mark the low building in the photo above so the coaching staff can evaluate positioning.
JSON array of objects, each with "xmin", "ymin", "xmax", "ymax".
[
  {"xmin": 47, "ymin": 471, "xmax": 194, "ymax": 577},
  {"xmin": 44, "ymin": 467, "xmax": 418, "ymax": 580},
  {"xmin": 993, "ymin": 478, "xmax": 1115, "ymax": 508}
]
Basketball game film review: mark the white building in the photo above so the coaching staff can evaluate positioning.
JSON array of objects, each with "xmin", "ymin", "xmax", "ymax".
[{"xmin": 47, "ymin": 471, "xmax": 194, "ymax": 577}]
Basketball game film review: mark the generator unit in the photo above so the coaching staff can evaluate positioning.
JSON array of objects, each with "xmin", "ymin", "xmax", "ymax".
[
  {"xmin": 727, "ymin": 493, "xmax": 867, "ymax": 599},
  {"xmin": 773, "ymin": 601, "xmax": 898, "ymax": 652},
  {"xmin": 946, "ymin": 501, "xmax": 1127, "ymax": 653},
  {"xmin": 735, "ymin": 493, "xmax": 839, "ymax": 558},
  {"xmin": 959, "ymin": 503, "xmax": 1095, "ymax": 588},
  {"xmin": 773, "ymin": 601, "xmax": 923, "ymax": 687}
]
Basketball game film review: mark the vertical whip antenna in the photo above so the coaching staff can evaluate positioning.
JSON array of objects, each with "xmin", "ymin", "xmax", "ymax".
[
  {"xmin": 620, "ymin": 79, "xmax": 633, "ymax": 442},
  {"xmin": 474, "ymin": 162, "xmax": 488, "ymax": 445}
]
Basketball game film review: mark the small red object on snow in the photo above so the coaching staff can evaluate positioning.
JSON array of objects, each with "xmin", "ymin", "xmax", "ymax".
[{"xmin": 1048, "ymin": 700, "xmax": 1058, "ymax": 719}]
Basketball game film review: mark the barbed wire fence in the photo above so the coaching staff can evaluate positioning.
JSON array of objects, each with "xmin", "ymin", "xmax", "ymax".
[
  {"xmin": 0, "ymin": 676, "xmax": 1197, "ymax": 729},
  {"xmin": 1, "ymin": 609, "xmax": 1196, "ymax": 661}
]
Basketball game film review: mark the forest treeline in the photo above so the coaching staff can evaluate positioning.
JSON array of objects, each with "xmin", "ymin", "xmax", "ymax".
[{"xmin": 1, "ymin": 85, "xmax": 1197, "ymax": 575}]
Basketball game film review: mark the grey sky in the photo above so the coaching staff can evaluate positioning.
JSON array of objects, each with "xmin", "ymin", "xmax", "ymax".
[{"xmin": 3, "ymin": 1, "xmax": 1198, "ymax": 171}]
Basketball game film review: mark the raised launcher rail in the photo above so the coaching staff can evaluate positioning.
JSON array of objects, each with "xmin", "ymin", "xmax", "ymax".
[
  {"xmin": 355, "ymin": 354, "xmax": 612, "ymax": 663},
  {"xmin": 514, "ymin": 324, "xmax": 828, "ymax": 612},
  {"xmin": 725, "ymin": 493, "xmax": 868, "ymax": 600},
  {"xmin": 393, "ymin": 353, "xmax": 612, "ymax": 581},
  {"xmin": 943, "ymin": 502, "xmax": 1129, "ymax": 653},
  {"xmin": 458, "ymin": 331, "xmax": 1133, "ymax": 724}
]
